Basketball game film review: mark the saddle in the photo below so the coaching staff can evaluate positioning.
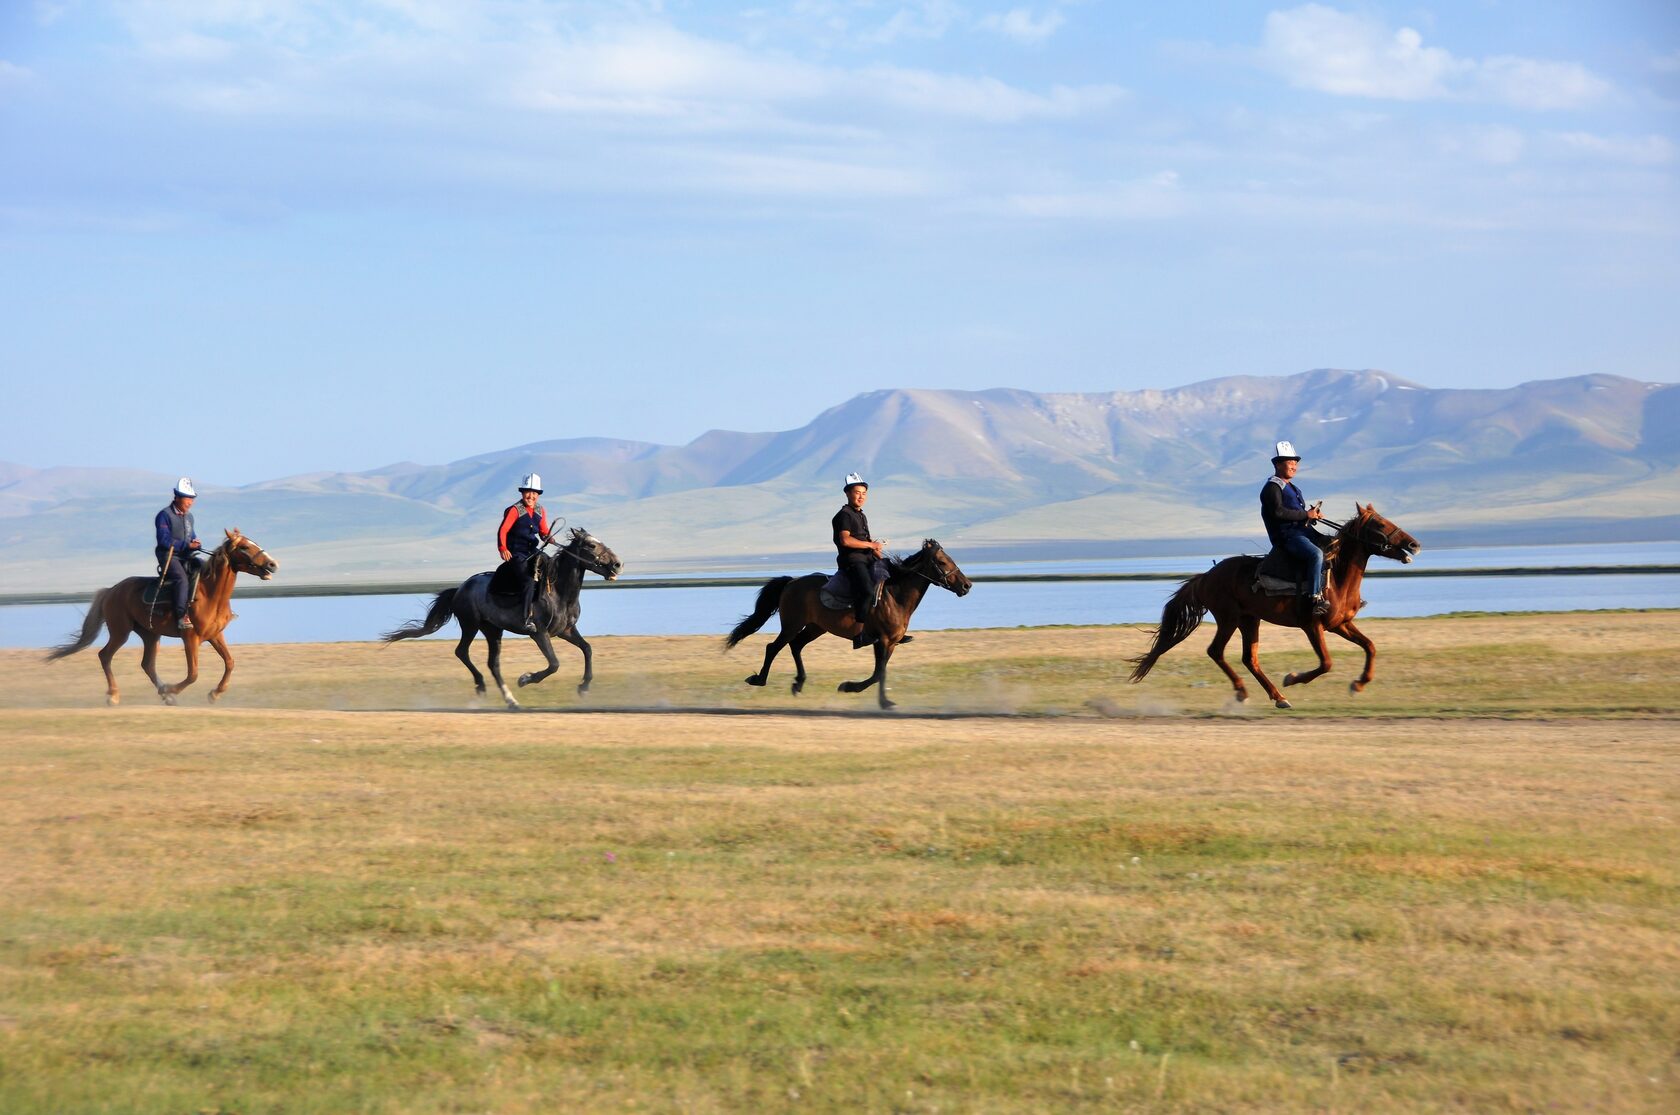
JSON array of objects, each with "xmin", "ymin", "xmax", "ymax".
[
  {"xmin": 489, "ymin": 554, "xmax": 538, "ymax": 603},
  {"xmin": 818, "ymin": 560, "xmax": 889, "ymax": 613},
  {"xmin": 140, "ymin": 566, "xmax": 202, "ymax": 607},
  {"xmin": 1251, "ymin": 534, "xmax": 1328, "ymax": 597}
]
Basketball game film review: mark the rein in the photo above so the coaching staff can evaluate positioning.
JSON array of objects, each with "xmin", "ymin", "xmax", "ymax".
[{"xmin": 891, "ymin": 551, "xmax": 953, "ymax": 592}]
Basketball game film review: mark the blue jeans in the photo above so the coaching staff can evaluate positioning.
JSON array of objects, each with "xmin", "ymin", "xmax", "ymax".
[{"xmin": 1278, "ymin": 532, "xmax": 1324, "ymax": 596}]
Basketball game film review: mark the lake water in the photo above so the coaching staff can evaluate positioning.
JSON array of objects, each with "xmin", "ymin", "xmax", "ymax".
[{"xmin": 3, "ymin": 542, "xmax": 1676, "ymax": 648}]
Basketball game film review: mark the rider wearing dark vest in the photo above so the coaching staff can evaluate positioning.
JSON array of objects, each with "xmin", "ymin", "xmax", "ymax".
[
  {"xmin": 497, "ymin": 473, "xmax": 553, "ymax": 632},
  {"xmin": 833, "ymin": 472, "xmax": 884, "ymax": 646},
  {"xmin": 1259, "ymin": 440, "xmax": 1328, "ymax": 618},
  {"xmin": 154, "ymin": 477, "xmax": 204, "ymax": 630}
]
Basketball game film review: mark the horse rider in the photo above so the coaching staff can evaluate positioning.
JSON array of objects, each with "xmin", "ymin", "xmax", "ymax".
[
  {"xmin": 833, "ymin": 472, "xmax": 886, "ymax": 646},
  {"xmin": 1260, "ymin": 440, "xmax": 1329, "ymax": 618},
  {"xmin": 498, "ymin": 473, "xmax": 554, "ymax": 632},
  {"xmin": 154, "ymin": 477, "xmax": 205, "ymax": 631}
]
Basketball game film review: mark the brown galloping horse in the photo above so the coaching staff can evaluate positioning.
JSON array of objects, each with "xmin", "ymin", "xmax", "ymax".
[
  {"xmin": 45, "ymin": 529, "xmax": 279, "ymax": 705},
  {"xmin": 1129, "ymin": 505, "xmax": 1420, "ymax": 708},
  {"xmin": 725, "ymin": 539, "xmax": 972, "ymax": 709}
]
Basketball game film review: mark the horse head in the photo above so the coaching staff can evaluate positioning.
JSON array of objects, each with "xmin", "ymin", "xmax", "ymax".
[
  {"xmin": 564, "ymin": 528, "xmax": 622, "ymax": 581},
  {"xmin": 913, "ymin": 538, "xmax": 972, "ymax": 596},
  {"xmin": 1348, "ymin": 505, "xmax": 1421, "ymax": 564},
  {"xmin": 222, "ymin": 528, "xmax": 279, "ymax": 580}
]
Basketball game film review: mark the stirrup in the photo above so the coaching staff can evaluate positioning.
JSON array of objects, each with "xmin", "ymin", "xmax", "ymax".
[{"xmin": 177, "ymin": 615, "xmax": 194, "ymax": 632}]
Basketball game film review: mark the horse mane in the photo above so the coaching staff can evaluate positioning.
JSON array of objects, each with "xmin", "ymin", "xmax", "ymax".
[{"xmin": 1322, "ymin": 506, "xmax": 1372, "ymax": 570}]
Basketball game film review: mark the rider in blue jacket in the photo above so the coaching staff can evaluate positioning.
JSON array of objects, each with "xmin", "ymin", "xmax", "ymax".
[
  {"xmin": 154, "ymin": 477, "xmax": 205, "ymax": 631},
  {"xmin": 1259, "ymin": 441, "xmax": 1328, "ymax": 618}
]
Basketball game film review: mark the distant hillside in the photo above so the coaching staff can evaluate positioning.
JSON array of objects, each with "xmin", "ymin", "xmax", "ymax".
[{"xmin": 4, "ymin": 370, "xmax": 1677, "ymax": 592}]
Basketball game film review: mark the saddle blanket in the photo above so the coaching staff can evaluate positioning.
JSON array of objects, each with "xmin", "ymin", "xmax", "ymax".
[
  {"xmin": 1251, "ymin": 548, "xmax": 1310, "ymax": 598},
  {"xmin": 818, "ymin": 560, "xmax": 889, "ymax": 612},
  {"xmin": 140, "ymin": 569, "xmax": 201, "ymax": 607},
  {"xmin": 489, "ymin": 556, "xmax": 537, "ymax": 601}
]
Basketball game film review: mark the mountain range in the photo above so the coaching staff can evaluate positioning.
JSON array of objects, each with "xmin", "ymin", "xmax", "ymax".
[{"xmin": 4, "ymin": 369, "xmax": 1677, "ymax": 593}]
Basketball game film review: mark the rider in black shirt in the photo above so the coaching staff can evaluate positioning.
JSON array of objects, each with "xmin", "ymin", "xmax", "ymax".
[{"xmin": 833, "ymin": 472, "xmax": 884, "ymax": 641}]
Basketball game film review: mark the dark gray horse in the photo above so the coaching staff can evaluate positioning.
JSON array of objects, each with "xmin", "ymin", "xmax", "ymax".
[{"xmin": 384, "ymin": 528, "xmax": 622, "ymax": 708}]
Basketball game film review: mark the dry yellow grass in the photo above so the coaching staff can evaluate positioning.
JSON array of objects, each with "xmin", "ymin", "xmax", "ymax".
[{"xmin": 2, "ymin": 615, "xmax": 1678, "ymax": 1111}]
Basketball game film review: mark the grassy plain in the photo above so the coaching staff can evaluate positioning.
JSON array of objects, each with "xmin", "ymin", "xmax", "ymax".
[{"xmin": 2, "ymin": 613, "xmax": 1678, "ymax": 1112}]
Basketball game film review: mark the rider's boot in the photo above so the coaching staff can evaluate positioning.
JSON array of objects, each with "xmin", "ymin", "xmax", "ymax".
[
  {"xmin": 852, "ymin": 605, "xmax": 874, "ymax": 648},
  {"xmin": 1310, "ymin": 594, "xmax": 1331, "ymax": 619},
  {"xmin": 177, "ymin": 613, "xmax": 194, "ymax": 632}
]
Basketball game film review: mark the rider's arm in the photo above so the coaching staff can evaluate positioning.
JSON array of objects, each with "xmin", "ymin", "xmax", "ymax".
[
  {"xmin": 155, "ymin": 510, "xmax": 173, "ymax": 552},
  {"xmin": 838, "ymin": 530, "xmax": 883, "ymax": 556},
  {"xmin": 1261, "ymin": 484, "xmax": 1310, "ymax": 523},
  {"xmin": 497, "ymin": 506, "xmax": 519, "ymax": 558}
]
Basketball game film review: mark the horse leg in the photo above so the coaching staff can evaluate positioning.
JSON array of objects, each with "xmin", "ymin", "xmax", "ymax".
[
  {"xmin": 551, "ymin": 627, "xmax": 594, "ymax": 695},
  {"xmin": 164, "ymin": 633, "xmax": 203, "ymax": 701},
  {"xmin": 454, "ymin": 626, "xmax": 486, "ymax": 695},
  {"xmin": 1283, "ymin": 624, "xmax": 1333, "ymax": 689},
  {"xmin": 137, "ymin": 632, "xmax": 173, "ymax": 704},
  {"xmin": 484, "ymin": 629, "xmax": 519, "ymax": 709},
  {"xmin": 1204, "ymin": 615, "xmax": 1248, "ymax": 703},
  {"xmin": 517, "ymin": 631, "xmax": 563, "ymax": 690},
  {"xmin": 205, "ymin": 633, "xmax": 235, "ymax": 702},
  {"xmin": 1237, "ymin": 617, "xmax": 1290, "ymax": 709},
  {"xmin": 746, "ymin": 631, "xmax": 789, "ymax": 687},
  {"xmin": 1333, "ymin": 621, "xmax": 1376, "ymax": 693},
  {"xmin": 98, "ymin": 623, "xmax": 132, "ymax": 706},
  {"xmin": 787, "ymin": 625, "xmax": 821, "ymax": 696},
  {"xmin": 839, "ymin": 638, "xmax": 895, "ymax": 709}
]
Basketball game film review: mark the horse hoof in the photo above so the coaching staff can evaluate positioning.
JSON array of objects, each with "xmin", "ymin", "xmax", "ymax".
[
  {"xmin": 791, "ymin": 683, "xmax": 804, "ymax": 696},
  {"xmin": 1274, "ymin": 698, "xmax": 1291, "ymax": 709},
  {"xmin": 880, "ymin": 698, "xmax": 897, "ymax": 710},
  {"xmin": 745, "ymin": 675, "xmax": 767, "ymax": 687},
  {"xmin": 160, "ymin": 695, "xmax": 177, "ymax": 706},
  {"xmin": 1349, "ymin": 681, "xmax": 1365, "ymax": 694},
  {"xmin": 576, "ymin": 684, "xmax": 590, "ymax": 696},
  {"xmin": 517, "ymin": 672, "xmax": 533, "ymax": 687},
  {"xmin": 106, "ymin": 695, "xmax": 120, "ymax": 707},
  {"xmin": 837, "ymin": 682, "xmax": 854, "ymax": 693},
  {"xmin": 503, "ymin": 698, "xmax": 521, "ymax": 711},
  {"xmin": 474, "ymin": 685, "xmax": 487, "ymax": 696},
  {"xmin": 1283, "ymin": 673, "xmax": 1297, "ymax": 687}
]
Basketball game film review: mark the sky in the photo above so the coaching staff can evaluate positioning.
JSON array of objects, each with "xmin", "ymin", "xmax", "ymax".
[{"xmin": 2, "ymin": 0, "xmax": 1678, "ymax": 483}]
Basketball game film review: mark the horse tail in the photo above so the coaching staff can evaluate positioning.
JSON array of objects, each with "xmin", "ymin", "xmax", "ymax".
[
  {"xmin": 1128, "ymin": 575, "xmax": 1207, "ymax": 682},
  {"xmin": 44, "ymin": 589, "xmax": 110, "ymax": 661},
  {"xmin": 724, "ymin": 576, "xmax": 793, "ymax": 649},
  {"xmin": 383, "ymin": 588, "xmax": 459, "ymax": 643}
]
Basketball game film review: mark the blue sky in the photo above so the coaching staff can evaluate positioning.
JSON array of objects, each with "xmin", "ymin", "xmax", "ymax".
[{"xmin": 3, "ymin": 1, "xmax": 1677, "ymax": 483}]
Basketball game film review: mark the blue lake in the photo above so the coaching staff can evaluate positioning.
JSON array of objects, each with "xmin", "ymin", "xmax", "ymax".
[{"xmin": 2, "ymin": 542, "xmax": 1676, "ymax": 648}]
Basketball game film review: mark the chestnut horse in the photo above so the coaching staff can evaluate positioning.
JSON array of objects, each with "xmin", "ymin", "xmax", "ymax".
[
  {"xmin": 725, "ymin": 539, "xmax": 972, "ymax": 710},
  {"xmin": 1129, "ymin": 505, "xmax": 1420, "ymax": 708},
  {"xmin": 45, "ymin": 529, "xmax": 279, "ymax": 705}
]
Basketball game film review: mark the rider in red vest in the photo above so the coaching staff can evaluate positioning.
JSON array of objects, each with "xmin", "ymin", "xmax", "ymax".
[{"xmin": 498, "ymin": 473, "xmax": 553, "ymax": 632}]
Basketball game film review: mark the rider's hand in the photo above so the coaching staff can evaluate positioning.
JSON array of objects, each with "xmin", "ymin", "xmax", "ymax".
[
  {"xmin": 1306, "ymin": 508, "xmax": 1321, "ymax": 521},
  {"xmin": 499, "ymin": 548, "xmax": 512, "ymax": 561}
]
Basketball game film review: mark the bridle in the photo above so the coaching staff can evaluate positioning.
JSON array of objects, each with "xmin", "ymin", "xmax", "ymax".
[
  {"xmin": 1324, "ymin": 513, "xmax": 1412, "ymax": 557},
  {"xmin": 894, "ymin": 546, "xmax": 961, "ymax": 592}
]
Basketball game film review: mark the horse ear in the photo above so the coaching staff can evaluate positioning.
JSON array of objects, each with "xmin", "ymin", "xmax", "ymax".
[{"xmin": 225, "ymin": 527, "xmax": 240, "ymax": 540}]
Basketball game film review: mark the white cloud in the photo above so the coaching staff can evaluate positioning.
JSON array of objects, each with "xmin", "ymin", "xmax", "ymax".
[
  {"xmin": 1437, "ymin": 125, "xmax": 1526, "ymax": 166},
  {"xmin": 1262, "ymin": 5, "xmax": 1464, "ymax": 100},
  {"xmin": 979, "ymin": 7, "xmax": 1066, "ymax": 45},
  {"xmin": 1260, "ymin": 4, "xmax": 1610, "ymax": 110},
  {"xmin": 856, "ymin": 66, "xmax": 1123, "ymax": 121},
  {"xmin": 1475, "ymin": 55, "xmax": 1610, "ymax": 111},
  {"xmin": 1552, "ymin": 131, "xmax": 1676, "ymax": 166},
  {"xmin": 999, "ymin": 170, "xmax": 1185, "ymax": 220}
]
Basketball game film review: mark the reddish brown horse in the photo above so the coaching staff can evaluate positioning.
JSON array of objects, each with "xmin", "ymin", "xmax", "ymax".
[
  {"xmin": 46, "ymin": 529, "xmax": 279, "ymax": 705},
  {"xmin": 725, "ymin": 539, "xmax": 972, "ymax": 709},
  {"xmin": 1130, "ymin": 505, "xmax": 1420, "ymax": 708}
]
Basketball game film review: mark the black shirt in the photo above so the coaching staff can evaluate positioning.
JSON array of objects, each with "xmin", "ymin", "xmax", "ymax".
[{"xmin": 832, "ymin": 504, "xmax": 871, "ymax": 564}]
